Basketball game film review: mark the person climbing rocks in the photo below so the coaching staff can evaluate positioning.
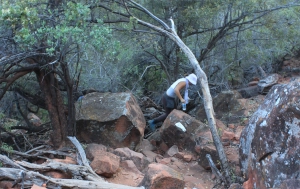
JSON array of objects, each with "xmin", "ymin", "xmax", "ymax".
[{"xmin": 148, "ymin": 73, "xmax": 197, "ymax": 132}]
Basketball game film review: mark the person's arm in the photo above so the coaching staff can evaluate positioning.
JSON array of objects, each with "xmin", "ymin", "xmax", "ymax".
[{"xmin": 174, "ymin": 81, "xmax": 186, "ymax": 103}]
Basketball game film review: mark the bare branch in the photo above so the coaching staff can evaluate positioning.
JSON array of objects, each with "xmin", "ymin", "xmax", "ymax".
[{"xmin": 128, "ymin": 0, "xmax": 170, "ymax": 30}]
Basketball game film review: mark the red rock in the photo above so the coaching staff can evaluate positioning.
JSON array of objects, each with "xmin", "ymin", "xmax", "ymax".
[
  {"xmin": 175, "ymin": 152, "xmax": 185, "ymax": 159},
  {"xmin": 31, "ymin": 184, "xmax": 47, "ymax": 189},
  {"xmin": 140, "ymin": 163, "xmax": 185, "ymax": 189},
  {"xmin": 52, "ymin": 156, "xmax": 77, "ymax": 164},
  {"xmin": 216, "ymin": 119, "xmax": 227, "ymax": 130},
  {"xmin": 228, "ymin": 124, "xmax": 235, "ymax": 129},
  {"xmin": 242, "ymin": 179, "xmax": 253, "ymax": 189},
  {"xmin": 90, "ymin": 151, "xmax": 120, "ymax": 177},
  {"xmin": 44, "ymin": 170, "xmax": 72, "ymax": 179},
  {"xmin": 141, "ymin": 150, "xmax": 158, "ymax": 163},
  {"xmin": 27, "ymin": 113, "xmax": 42, "ymax": 127},
  {"xmin": 114, "ymin": 147, "xmax": 150, "ymax": 172},
  {"xmin": 0, "ymin": 181, "xmax": 14, "ymax": 189},
  {"xmin": 157, "ymin": 158, "xmax": 171, "ymax": 165},
  {"xmin": 183, "ymin": 154, "xmax": 193, "ymax": 162},
  {"xmin": 106, "ymin": 160, "xmax": 144, "ymax": 187},
  {"xmin": 165, "ymin": 145, "xmax": 179, "ymax": 157},
  {"xmin": 222, "ymin": 130, "xmax": 235, "ymax": 141},
  {"xmin": 234, "ymin": 126, "xmax": 244, "ymax": 141},
  {"xmin": 159, "ymin": 142, "xmax": 169, "ymax": 152},
  {"xmin": 194, "ymin": 145, "xmax": 201, "ymax": 153},
  {"xmin": 136, "ymin": 139, "xmax": 155, "ymax": 152},
  {"xmin": 85, "ymin": 143, "xmax": 107, "ymax": 160}
]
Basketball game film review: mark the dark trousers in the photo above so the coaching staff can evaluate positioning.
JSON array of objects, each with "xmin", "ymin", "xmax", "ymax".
[{"xmin": 153, "ymin": 93, "xmax": 175, "ymax": 124}]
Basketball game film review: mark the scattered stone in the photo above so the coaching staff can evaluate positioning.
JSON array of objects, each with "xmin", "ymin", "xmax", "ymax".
[
  {"xmin": 89, "ymin": 151, "xmax": 120, "ymax": 177},
  {"xmin": 106, "ymin": 160, "xmax": 144, "ymax": 187},
  {"xmin": 27, "ymin": 113, "xmax": 42, "ymax": 127},
  {"xmin": 165, "ymin": 145, "xmax": 179, "ymax": 157},
  {"xmin": 139, "ymin": 163, "xmax": 185, "ymax": 189},
  {"xmin": 113, "ymin": 147, "xmax": 150, "ymax": 172}
]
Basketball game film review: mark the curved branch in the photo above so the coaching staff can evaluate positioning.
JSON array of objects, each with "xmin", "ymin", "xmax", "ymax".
[
  {"xmin": 0, "ymin": 71, "xmax": 31, "ymax": 99},
  {"xmin": 3, "ymin": 64, "xmax": 39, "ymax": 76},
  {"xmin": 0, "ymin": 52, "xmax": 49, "ymax": 67}
]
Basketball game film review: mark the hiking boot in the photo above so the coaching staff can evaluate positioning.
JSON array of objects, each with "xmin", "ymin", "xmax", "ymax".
[{"xmin": 148, "ymin": 120, "xmax": 156, "ymax": 132}]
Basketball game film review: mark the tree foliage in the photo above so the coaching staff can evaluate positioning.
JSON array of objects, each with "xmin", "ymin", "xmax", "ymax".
[
  {"xmin": 94, "ymin": 0, "xmax": 300, "ymax": 96},
  {"xmin": 0, "ymin": 0, "xmax": 119, "ymax": 148}
]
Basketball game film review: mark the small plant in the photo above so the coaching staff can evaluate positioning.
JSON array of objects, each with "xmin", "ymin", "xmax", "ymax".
[
  {"xmin": 0, "ymin": 112, "xmax": 5, "ymax": 120},
  {"xmin": 230, "ymin": 168, "xmax": 236, "ymax": 183},
  {"xmin": 81, "ymin": 143, "xmax": 88, "ymax": 149},
  {"xmin": 218, "ymin": 128, "xmax": 223, "ymax": 136},
  {"xmin": 3, "ymin": 121, "xmax": 15, "ymax": 132},
  {"xmin": 1, "ymin": 143, "xmax": 14, "ymax": 154}
]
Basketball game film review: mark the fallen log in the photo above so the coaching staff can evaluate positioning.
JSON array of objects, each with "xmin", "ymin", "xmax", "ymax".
[
  {"xmin": 0, "ymin": 154, "xmax": 27, "ymax": 170},
  {"xmin": 67, "ymin": 136, "xmax": 104, "ymax": 181},
  {"xmin": 0, "ymin": 136, "xmax": 146, "ymax": 188},
  {"xmin": 0, "ymin": 168, "xmax": 145, "ymax": 189},
  {"xmin": 16, "ymin": 159, "xmax": 98, "ymax": 181}
]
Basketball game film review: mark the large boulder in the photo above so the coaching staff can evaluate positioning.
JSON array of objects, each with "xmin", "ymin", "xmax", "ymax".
[
  {"xmin": 148, "ymin": 110, "xmax": 241, "ymax": 170},
  {"xmin": 239, "ymin": 78, "xmax": 300, "ymax": 188},
  {"xmin": 196, "ymin": 90, "xmax": 264, "ymax": 124},
  {"xmin": 75, "ymin": 92, "xmax": 146, "ymax": 150},
  {"xmin": 153, "ymin": 110, "xmax": 223, "ymax": 169},
  {"xmin": 159, "ymin": 109, "xmax": 208, "ymax": 152}
]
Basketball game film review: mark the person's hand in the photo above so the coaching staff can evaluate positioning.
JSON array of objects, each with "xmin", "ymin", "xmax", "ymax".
[{"xmin": 181, "ymin": 99, "xmax": 186, "ymax": 104}]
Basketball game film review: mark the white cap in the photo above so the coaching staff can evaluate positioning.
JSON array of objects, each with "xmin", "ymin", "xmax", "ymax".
[{"xmin": 185, "ymin": 73, "xmax": 197, "ymax": 85}]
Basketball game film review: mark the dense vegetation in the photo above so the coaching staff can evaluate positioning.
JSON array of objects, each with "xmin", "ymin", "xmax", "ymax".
[{"xmin": 0, "ymin": 0, "xmax": 299, "ymax": 154}]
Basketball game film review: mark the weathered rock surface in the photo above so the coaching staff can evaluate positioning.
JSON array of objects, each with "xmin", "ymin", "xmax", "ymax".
[
  {"xmin": 139, "ymin": 163, "xmax": 185, "ymax": 189},
  {"xmin": 148, "ymin": 110, "xmax": 241, "ymax": 171},
  {"xmin": 196, "ymin": 90, "xmax": 264, "ymax": 124},
  {"xmin": 75, "ymin": 92, "xmax": 146, "ymax": 149},
  {"xmin": 113, "ymin": 147, "xmax": 150, "ymax": 172},
  {"xmin": 106, "ymin": 160, "xmax": 145, "ymax": 187},
  {"xmin": 159, "ymin": 109, "xmax": 208, "ymax": 152},
  {"xmin": 239, "ymin": 78, "xmax": 300, "ymax": 188},
  {"xmin": 85, "ymin": 143, "xmax": 120, "ymax": 177},
  {"xmin": 257, "ymin": 73, "xmax": 280, "ymax": 94}
]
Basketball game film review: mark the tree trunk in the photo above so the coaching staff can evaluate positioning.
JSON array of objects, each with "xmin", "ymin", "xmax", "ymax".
[{"xmin": 35, "ymin": 70, "xmax": 67, "ymax": 149}]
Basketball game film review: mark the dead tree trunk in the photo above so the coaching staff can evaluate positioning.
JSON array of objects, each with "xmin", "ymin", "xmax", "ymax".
[{"xmin": 168, "ymin": 22, "xmax": 232, "ymax": 186}]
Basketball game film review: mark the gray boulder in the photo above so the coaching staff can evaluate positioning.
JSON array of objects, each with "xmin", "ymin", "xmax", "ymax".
[{"xmin": 239, "ymin": 78, "xmax": 300, "ymax": 188}]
